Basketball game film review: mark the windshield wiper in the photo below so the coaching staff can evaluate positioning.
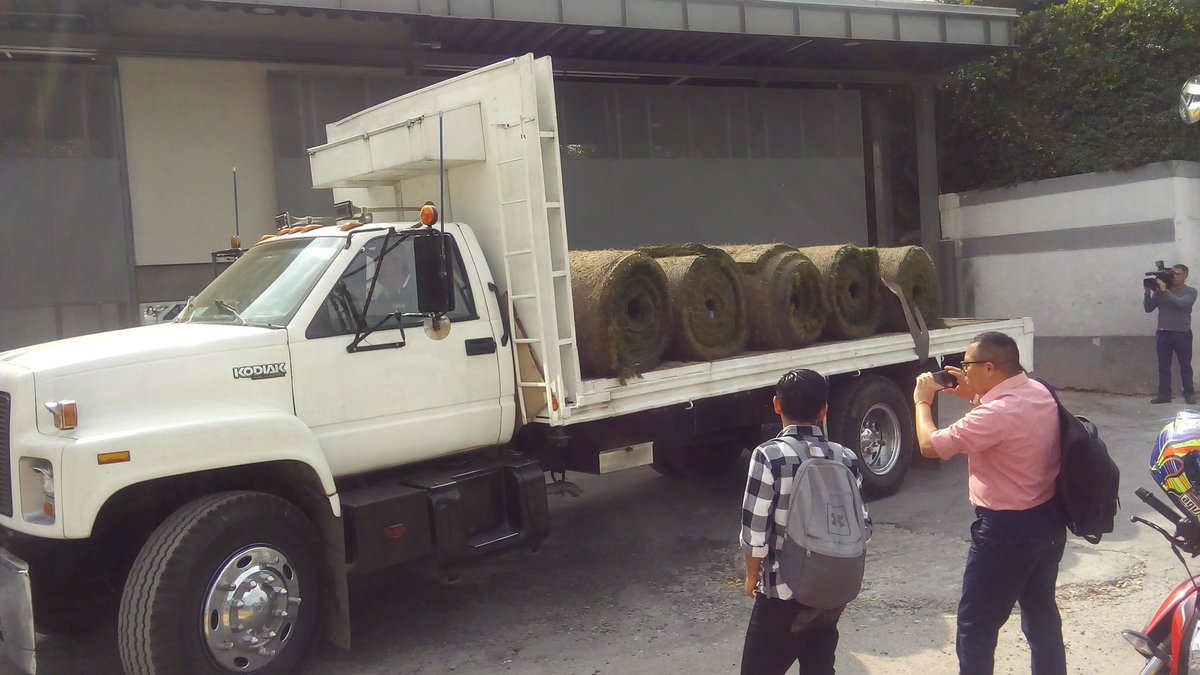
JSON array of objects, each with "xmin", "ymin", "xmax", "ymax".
[
  {"xmin": 175, "ymin": 296, "xmax": 196, "ymax": 322},
  {"xmin": 213, "ymin": 299, "xmax": 248, "ymax": 325}
]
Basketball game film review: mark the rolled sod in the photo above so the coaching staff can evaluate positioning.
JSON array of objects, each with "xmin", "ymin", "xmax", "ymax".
[
  {"xmin": 639, "ymin": 244, "xmax": 748, "ymax": 362},
  {"xmin": 570, "ymin": 249, "xmax": 672, "ymax": 378},
  {"xmin": 876, "ymin": 245, "xmax": 944, "ymax": 331},
  {"xmin": 800, "ymin": 244, "xmax": 882, "ymax": 341},
  {"xmin": 719, "ymin": 244, "xmax": 827, "ymax": 350}
]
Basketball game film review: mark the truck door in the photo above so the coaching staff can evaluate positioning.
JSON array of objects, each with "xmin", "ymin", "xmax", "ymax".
[{"xmin": 289, "ymin": 232, "xmax": 504, "ymax": 477}]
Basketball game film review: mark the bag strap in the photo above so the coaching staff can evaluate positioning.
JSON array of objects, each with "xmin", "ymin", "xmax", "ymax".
[
  {"xmin": 776, "ymin": 434, "xmax": 814, "ymax": 464},
  {"xmin": 1033, "ymin": 376, "xmax": 1059, "ymax": 404},
  {"xmin": 1033, "ymin": 376, "xmax": 1070, "ymax": 416}
]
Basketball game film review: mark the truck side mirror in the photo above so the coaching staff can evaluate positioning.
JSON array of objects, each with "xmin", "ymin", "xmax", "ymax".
[
  {"xmin": 413, "ymin": 233, "xmax": 456, "ymax": 315},
  {"xmin": 1180, "ymin": 75, "xmax": 1200, "ymax": 125}
]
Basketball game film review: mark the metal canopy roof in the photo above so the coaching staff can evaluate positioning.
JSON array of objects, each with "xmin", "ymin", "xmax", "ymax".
[
  {"xmin": 0, "ymin": 0, "xmax": 1018, "ymax": 83},
  {"xmin": 184, "ymin": 0, "xmax": 1017, "ymax": 75}
]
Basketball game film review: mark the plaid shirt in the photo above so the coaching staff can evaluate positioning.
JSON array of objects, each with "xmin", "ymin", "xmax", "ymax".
[{"xmin": 739, "ymin": 424, "xmax": 871, "ymax": 600}]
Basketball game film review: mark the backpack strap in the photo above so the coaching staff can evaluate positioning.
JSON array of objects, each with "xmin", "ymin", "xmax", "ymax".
[
  {"xmin": 776, "ymin": 434, "xmax": 814, "ymax": 463},
  {"xmin": 778, "ymin": 432, "xmax": 849, "ymax": 467},
  {"xmin": 1033, "ymin": 376, "xmax": 1067, "ymax": 411}
]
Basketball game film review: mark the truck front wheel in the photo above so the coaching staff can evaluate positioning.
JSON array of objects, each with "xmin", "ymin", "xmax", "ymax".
[
  {"xmin": 827, "ymin": 375, "xmax": 915, "ymax": 499},
  {"xmin": 118, "ymin": 491, "xmax": 322, "ymax": 675}
]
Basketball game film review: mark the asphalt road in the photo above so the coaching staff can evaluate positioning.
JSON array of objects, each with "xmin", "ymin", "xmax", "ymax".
[{"xmin": 13, "ymin": 390, "xmax": 1192, "ymax": 674}]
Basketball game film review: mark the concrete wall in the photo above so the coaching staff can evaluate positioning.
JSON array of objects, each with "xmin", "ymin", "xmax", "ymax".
[
  {"xmin": 940, "ymin": 161, "xmax": 1200, "ymax": 394},
  {"xmin": 117, "ymin": 57, "xmax": 424, "ymax": 306},
  {"xmin": 119, "ymin": 57, "xmax": 280, "ymax": 267}
]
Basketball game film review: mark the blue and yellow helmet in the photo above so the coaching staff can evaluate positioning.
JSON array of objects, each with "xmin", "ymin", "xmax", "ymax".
[{"xmin": 1150, "ymin": 410, "xmax": 1200, "ymax": 522}]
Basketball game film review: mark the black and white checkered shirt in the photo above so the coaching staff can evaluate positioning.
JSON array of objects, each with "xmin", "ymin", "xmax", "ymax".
[{"xmin": 739, "ymin": 424, "xmax": 871, "ymax": 600}]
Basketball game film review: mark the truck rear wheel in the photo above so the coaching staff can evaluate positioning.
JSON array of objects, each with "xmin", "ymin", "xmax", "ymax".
[
  {"xmin": 828, "ymin": 375, "xmax": 914, "ymax": 498},
  {"xmin": 118, "ymin": 491, "xmax": 321, "ymax": 675}
]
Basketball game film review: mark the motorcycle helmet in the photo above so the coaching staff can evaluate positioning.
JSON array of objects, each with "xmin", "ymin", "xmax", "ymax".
[{"xmin": 1150, "ymin": 410, "xmax": 1200, "ymax": 523}]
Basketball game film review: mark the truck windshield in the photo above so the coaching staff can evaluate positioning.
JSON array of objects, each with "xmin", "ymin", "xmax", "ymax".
[{"xmin": 179, "ymin": 237, "xmax": 344, "ymax": 327}]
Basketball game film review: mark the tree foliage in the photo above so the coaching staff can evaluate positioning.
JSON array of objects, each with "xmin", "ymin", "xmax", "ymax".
[{"xmin": 941, "ymin": 0, "xmax": 1200, "ymax": 192}]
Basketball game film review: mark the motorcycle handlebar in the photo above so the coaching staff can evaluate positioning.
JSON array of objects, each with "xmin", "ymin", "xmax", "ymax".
[
  {"xmin": 1137, "ymin": 487, "xmax": 1183, "ymax": 523},
  {"xmin": 1135, "ymin": 487, "xmax": 1200, "ymax": 554}
]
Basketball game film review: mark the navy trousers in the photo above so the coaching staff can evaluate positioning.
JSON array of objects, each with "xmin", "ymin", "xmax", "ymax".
[
  {"xmin": 741, "ymin": 595, "xmax": 843, "ymax": 675},
  {"xmin": 1157, "ymin": 329, "xmax": 1194, "ymax": 398},
  {"xmin": 957, "ymin": 500, "xmax": 1067, "ymax": 675}
]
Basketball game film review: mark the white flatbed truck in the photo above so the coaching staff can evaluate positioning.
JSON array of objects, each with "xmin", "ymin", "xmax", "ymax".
[{"xmin": 0, "ymin": 54, "xmax": 1032, "ymax": 675}]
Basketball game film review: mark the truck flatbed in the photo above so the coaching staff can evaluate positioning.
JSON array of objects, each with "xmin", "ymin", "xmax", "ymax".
[{"xmin": 564, "ymin": 317, "xmax": 1032, "ymax": 424}]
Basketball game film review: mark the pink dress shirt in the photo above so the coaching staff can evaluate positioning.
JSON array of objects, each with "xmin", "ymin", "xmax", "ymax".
[{"xmin": 930, "ymin": 372, "xmax": 1061, "ymax": 511}]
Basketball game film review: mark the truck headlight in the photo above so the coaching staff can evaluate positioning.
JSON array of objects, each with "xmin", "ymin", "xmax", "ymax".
[{"xmin": 19, "ymin": 459, "xmax": 55, "ymax": 524}]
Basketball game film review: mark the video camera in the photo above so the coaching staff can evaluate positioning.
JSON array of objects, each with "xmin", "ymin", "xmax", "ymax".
[{"xmin": 1145, "ymin": 260, "xmax": 1175, "ymax": 290}]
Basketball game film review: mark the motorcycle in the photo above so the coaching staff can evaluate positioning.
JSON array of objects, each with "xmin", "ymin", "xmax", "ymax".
[{"xmin": 1122, "ymin": 486, "xmax": 1200, "ymax": 674}]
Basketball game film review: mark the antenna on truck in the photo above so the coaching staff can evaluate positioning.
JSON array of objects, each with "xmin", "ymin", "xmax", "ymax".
[
  {"xmin": 231, "ymin": 167, "xmax": 240, "ymax": 241},
  {"xmin": 208, "ymin": 166, "xmax": 244, "ymax": 276}
]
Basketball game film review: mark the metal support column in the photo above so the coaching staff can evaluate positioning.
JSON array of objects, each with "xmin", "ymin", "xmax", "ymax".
[{"xmin": 913, "ymin": 82, "xmax": 940, "ymax": 268}]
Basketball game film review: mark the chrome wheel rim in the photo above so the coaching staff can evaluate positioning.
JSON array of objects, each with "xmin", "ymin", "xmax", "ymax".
[
  {"xmin": 202, "ymin": 545, "xmax": 303, "ymax": 672},
  {"xmin": 858, "ymin": 403, "xmax": 901, "ymax": 476}
]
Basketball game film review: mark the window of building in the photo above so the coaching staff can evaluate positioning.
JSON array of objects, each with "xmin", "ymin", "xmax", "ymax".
[
  {"xmin": 557, "ymin": 83, "xmax": 861, "ymax": 162},
  {"xmin": 0, "ymin": 63, "xmax": 115, "ymax": 158}
]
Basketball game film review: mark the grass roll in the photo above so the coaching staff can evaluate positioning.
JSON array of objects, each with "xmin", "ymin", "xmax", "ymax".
[
  {"xmin": 876, "ymin": 245, "xmax": 944, "ymax": 330},
  {"xmin": 719, "ymin": 244, "xmax": 827, "ymax": 351},
  {"xmin": 800, "ymin": 244, "xmax": 882, "ymax": 341},
  {"xmin": 570, "ymin": 249, "xmax": 672, "ymax": 378},
  {"xmin": 640, "ymin": 244, "xmax": 747, "ymax": 362}
]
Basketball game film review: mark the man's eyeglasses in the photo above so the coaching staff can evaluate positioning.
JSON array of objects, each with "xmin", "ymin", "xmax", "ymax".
[{"xmin": 960, "ymin": 359, "xmax": 1015, "ymax": 369}]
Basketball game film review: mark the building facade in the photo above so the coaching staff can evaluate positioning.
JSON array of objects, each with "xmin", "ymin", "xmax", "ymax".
[{"xmin": 0, "ymin": 0, "xmax": 1017, "ymax": 351}]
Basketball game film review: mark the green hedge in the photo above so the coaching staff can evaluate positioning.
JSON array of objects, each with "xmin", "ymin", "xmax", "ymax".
[{"xmin": 941, "ymin": 0, "xmax": 1200, "ymax": 192}]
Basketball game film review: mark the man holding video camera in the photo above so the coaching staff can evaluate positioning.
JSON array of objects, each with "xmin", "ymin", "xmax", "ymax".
[{"xmin": 1144, "ymin": 263, "xmax": 1197, "ymax": 404}]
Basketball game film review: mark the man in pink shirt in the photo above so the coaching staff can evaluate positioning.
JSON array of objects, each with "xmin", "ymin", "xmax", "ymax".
[{"xmin": 913, "ymin": 331, "xmax": 1066, "ymax": 675}]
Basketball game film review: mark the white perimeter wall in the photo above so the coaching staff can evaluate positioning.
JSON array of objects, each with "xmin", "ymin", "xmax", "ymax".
[
  {"xmin": 940, "ymin": 161, "xmax": 1200, "ymax": 393},
  {"xmin": 941, "ymin": 161, "xmax": 1200, "ymax": 338}
]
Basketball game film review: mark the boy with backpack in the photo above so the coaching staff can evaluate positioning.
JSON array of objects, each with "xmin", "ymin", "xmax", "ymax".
[{"xmin": 739, "ymin": 368, "xmax": 870, "ymax": 675}]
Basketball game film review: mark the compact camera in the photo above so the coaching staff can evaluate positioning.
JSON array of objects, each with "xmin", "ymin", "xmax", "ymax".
[{"xmin": 1145, "ymin": 260, "xmax": 1175, "ymax": 290}]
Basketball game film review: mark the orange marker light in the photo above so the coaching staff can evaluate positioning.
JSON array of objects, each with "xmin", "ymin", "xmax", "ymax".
[
  {"xmin": 97, "ymin": 451, "xmax": 131, "ymax": 465},
  {"xmin": 61, "ymin": 402, "xmax": 78, "ymax": 429},
  {"xmin": 339, "ymin": 220, "xmax": 365, "ymax": 232},
  {"xmin": 419, "ymin": 202, "xmax": 439, "ymax": 227}
]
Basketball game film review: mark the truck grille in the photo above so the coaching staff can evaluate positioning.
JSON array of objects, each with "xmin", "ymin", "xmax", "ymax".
[{"xmin": 0, "ymin": 393, "xmax": 11, "ymax": 517}]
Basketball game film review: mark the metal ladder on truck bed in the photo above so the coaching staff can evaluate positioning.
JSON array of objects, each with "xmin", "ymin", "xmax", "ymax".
[{"xmin": 490, "ymin": 59, "xmax": 580, "ymax": 424}]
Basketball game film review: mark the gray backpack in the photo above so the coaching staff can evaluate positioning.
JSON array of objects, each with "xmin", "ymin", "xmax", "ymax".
[{"xmin": 777, "ymin": 435, "xmax": 867, "ymax": 609}]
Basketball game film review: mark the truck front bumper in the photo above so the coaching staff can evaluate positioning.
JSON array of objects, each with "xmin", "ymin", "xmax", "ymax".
[{"xmin": 0, "ymin": 547, "xmax": 35, "ymax": 674}]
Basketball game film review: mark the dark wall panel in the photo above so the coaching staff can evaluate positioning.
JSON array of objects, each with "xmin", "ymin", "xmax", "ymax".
[
  {"xmin": 555, "ymin": 82, "xmax": 868, "ymax": 249},
  {"xmin": 561, "ymin": 158, "xmax": 868, "ymax": 249},
  {"xmin": 0, "ymin": 158, "xmax": 132, "ymax": 349},
  {"xmin": 0, "ymin": 61, "xmax": 133, "ymax": 351}
]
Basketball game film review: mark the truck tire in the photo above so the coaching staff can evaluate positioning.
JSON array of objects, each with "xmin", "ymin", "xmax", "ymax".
[
  {"xmin": 828, "ymin": 375, "xmax": 914, "ymax": 499},
  {"xmin": 118, "ymin": 491, "xmax": 322, "ymax": 675}
]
